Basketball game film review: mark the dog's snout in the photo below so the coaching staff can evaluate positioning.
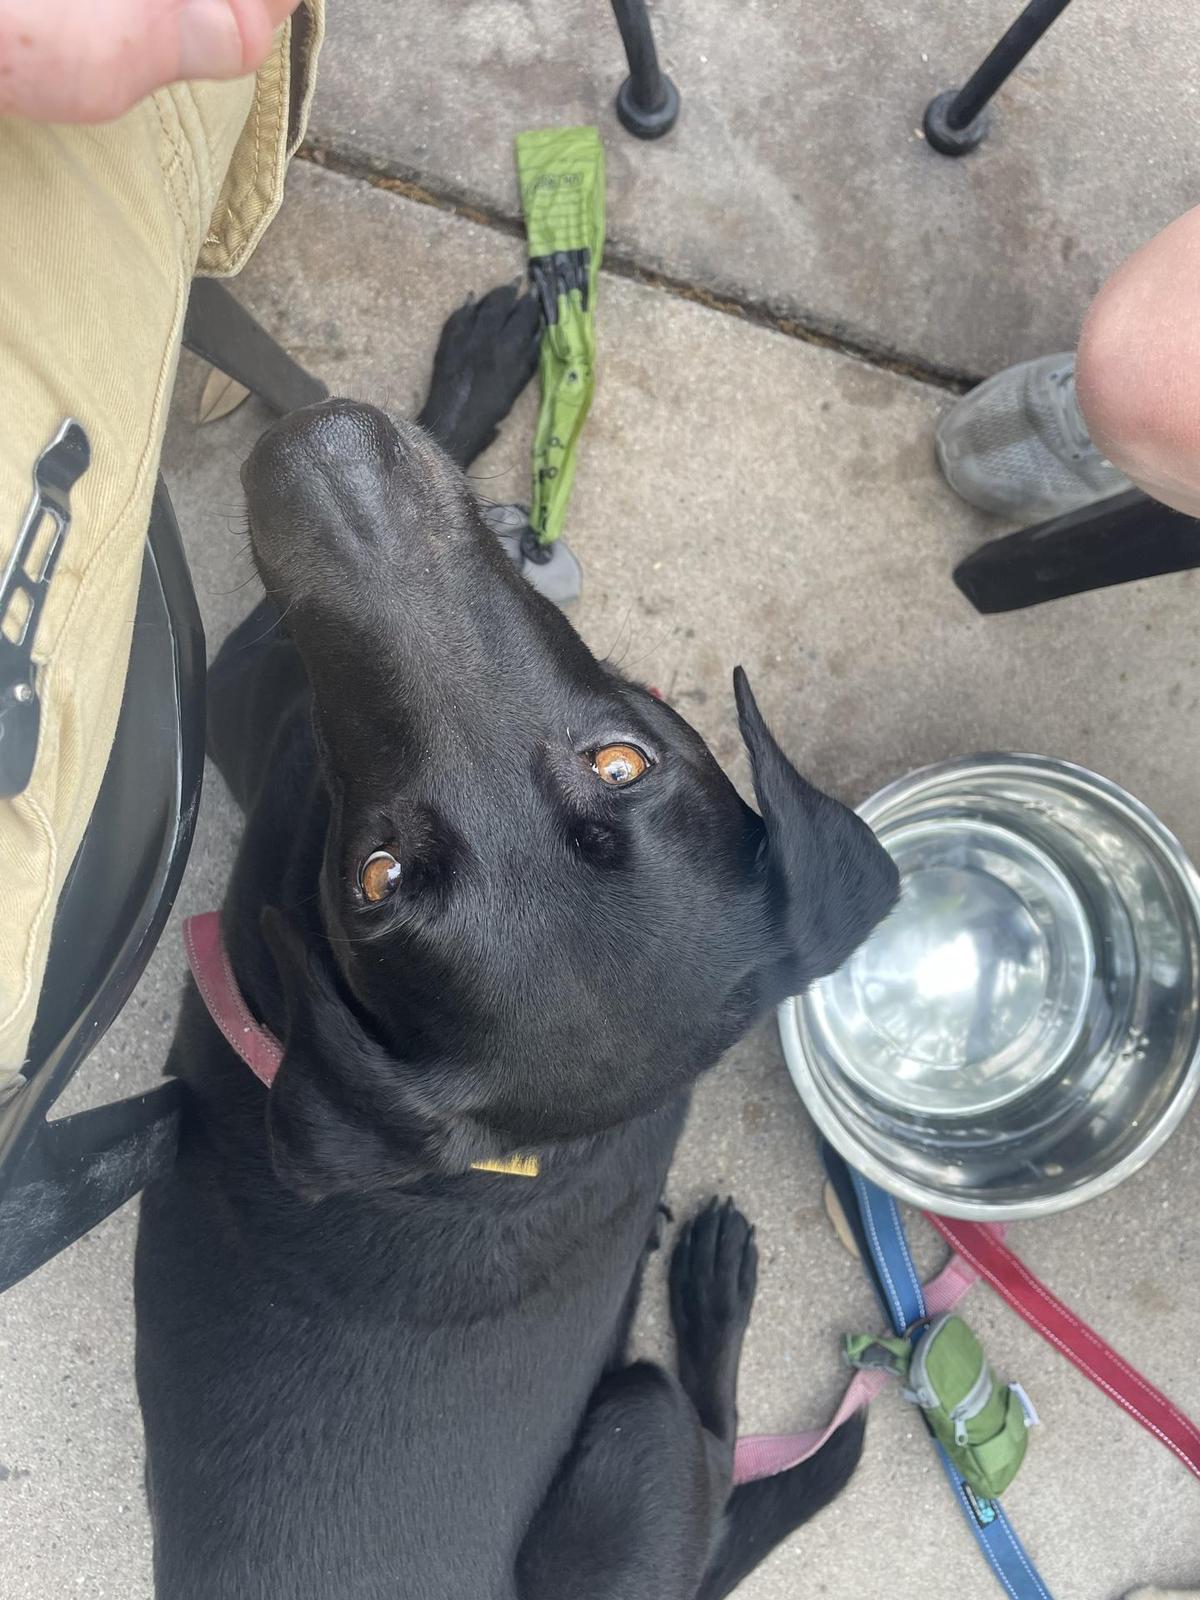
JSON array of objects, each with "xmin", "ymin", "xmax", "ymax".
[
  {"xmin": 243, "ymin": 399, "xmax": 464, "ymax": 592},
  {"xmin": 239, "ymin": 391, "xmax": 548, "ymax": 781},
  {"xmin": 243, "ymin": 399, "xmax": 398, "ymax": 501}
]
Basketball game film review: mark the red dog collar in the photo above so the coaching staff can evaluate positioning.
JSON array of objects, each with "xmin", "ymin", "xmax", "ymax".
[
  {"xmin": 184, "ymin": 911, "xmax": 283, "ymax": 1086},
  {"xmin": 183, "ymin": 911, "xmax": 538, "ymax": 1178}
]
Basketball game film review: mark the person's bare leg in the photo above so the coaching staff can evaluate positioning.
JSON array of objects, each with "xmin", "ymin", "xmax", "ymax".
[{"xmin": 1077, "ymin": 204, "xmax": 1200, "ymax": 518}]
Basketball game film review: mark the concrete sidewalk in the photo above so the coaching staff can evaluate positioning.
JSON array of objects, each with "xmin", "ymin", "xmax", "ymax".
[
  {"xmin": 3, "ymin": 5, "xmax": 1200, "ymax": 1597},
  {"xmin": 309, "ymin": 0, "xmax": 1200, "ymax": 377}
]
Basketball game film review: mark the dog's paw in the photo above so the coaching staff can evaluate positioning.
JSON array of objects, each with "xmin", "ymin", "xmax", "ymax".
[
  {"xmin": 669, "ymin": 1197, "xmax": 757, "ymax": 1368},
  {"xmin": 418, "ymin": 283, "xmax": 541, "ymax": 468}
]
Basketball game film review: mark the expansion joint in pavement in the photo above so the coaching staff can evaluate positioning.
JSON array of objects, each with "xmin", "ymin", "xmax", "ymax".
[{"xmin": 298, "ymin": 141, "xmax": 978, "ymax": 396}]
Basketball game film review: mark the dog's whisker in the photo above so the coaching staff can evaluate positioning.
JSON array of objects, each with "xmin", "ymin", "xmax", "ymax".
[
  {"xmin": 229, "ymin": 592, "xmax": 298, "ymax": 654},
  {"xmin": 617, "ymin": 626, "xmax": 680, "ymax": 678},
  {"xmin": 609, "ymin": 614, "xmax": 680, "ymax": 678},
  {"xmin": 600, "ymin": 603, "xmax": 636, "ymax": 666},
  {"xmin": 320, "ymin": 923, "xmax": 394, "ymax": 948},
  {"xmin": 215, "ymin": 565, "xmax": 265, "ymax": 598}
]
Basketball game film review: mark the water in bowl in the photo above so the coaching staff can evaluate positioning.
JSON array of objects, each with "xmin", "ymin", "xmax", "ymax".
[{"xmin": 809, "ymin": 816, "xmax": 1094, "ymax": 1117}]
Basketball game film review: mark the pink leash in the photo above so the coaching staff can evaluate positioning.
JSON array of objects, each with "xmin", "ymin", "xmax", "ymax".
[{"xmin": 732, "ymin": 1248, "xmax": 979, "ymax": 1483}]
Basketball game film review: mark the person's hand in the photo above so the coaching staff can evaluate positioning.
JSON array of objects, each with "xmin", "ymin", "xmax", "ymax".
[{"xmin": 0, "ymin": 0, "xmax": 299, "ymax": 123}]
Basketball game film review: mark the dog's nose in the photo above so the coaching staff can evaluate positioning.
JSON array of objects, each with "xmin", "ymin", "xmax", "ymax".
[
  {"xmin": 243, "ymin": 399, "xmax": 462, "ymax": 587},
  {"xmin": 243, "ymin": 399, "xmax": 398, "ymax": 500}
]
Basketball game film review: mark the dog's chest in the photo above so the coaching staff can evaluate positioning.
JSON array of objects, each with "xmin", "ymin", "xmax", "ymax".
[{"xmin": 136, "ymin": 1166, "xmax": 658, "ymax": 1598}]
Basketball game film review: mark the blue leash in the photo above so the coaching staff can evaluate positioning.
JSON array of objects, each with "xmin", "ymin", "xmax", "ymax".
[{"xmin": 822, "ymin": 1144, "xmax": 1055, "ymax": 1600}]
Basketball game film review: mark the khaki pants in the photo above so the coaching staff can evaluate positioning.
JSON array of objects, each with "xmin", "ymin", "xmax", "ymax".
[{"xmin": 0, "ymin": 5, "xmax": 322, "ymax": 1085}]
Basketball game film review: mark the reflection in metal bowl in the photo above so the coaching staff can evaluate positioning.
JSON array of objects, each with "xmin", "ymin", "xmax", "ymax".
[{"xmin": 780, "ymin": 756, "xmax": 1200, "ymax": 1219}]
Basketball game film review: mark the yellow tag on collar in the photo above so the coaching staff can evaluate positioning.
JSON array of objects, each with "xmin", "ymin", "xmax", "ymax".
[{"xmin": 470, "ymin": 1153, "xmax": 541, "ymax": 1179}]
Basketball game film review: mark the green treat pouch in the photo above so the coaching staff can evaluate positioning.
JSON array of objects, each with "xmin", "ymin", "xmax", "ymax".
[
  {"xmin": 514, "ymin": 125, "xmax": 606, "ymax": 546},
  {"xmin": 846, "ymin": 1314, "xmax": 1030, "ymax": 1499},
  {"xmin": 907, "ymin": 1314, "xmax": 1029, "ymax": 1498}
]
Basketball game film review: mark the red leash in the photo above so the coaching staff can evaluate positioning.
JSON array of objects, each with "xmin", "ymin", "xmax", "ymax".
[{"xmin": 926, "ymin": 1213, "xmax": 1200, "ymax": 1481}]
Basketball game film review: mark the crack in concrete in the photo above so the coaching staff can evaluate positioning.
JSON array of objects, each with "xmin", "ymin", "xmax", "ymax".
[{"xmin": 297, "ymin": 141, "xmax": 978, "ymax": 396}]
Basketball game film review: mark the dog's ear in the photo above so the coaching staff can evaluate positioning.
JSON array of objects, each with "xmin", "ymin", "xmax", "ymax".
[
  {"xmin": 260, "ymin": 909, "xmax": 487, "ymax": 1201},
  {"xmin": 734, "ymin": 667, "xmax": 898, "ymax": 996}
]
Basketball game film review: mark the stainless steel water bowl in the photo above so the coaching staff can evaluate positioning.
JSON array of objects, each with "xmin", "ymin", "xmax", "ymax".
[{"xmin": 779, "ymin": 756, "xmax": 1200, "ymax": 1219}]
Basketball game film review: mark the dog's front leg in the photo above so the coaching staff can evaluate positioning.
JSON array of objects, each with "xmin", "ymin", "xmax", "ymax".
[
  {"xmin": 514, "ymin": 1202, "xmax": 756, "ymax": 1600},
  {"xmin": 514, "ymin": 1360, "xmax": 724, "ymax": 1600},
  {"xmin": 517, "ymin": 1200, "xmax": 863, "ymax": 1600},
  {"xmin": 416, "ymin": 283, "xmax": 539, "ymax": 470}
]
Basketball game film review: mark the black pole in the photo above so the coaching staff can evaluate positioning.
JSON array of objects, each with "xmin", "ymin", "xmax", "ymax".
[
  {"xmin": 924, "ymin": 0, "xmax": 1075, "ymax": 156},
  {"xmin": 610, "ymin": 0, "xmax": 680, "ymax": 139}
]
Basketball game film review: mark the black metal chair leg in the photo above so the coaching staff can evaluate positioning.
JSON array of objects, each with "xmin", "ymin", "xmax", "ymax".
[
  {"xmin": 183, "ymin": 279, "xmax": 329, "ymax": 415},
  {"xmin": 924, "ymin": 0, "xmax": 1075, "ymax": 156},
  {"xmin": 953, "ymin": 489, "xmax": 1200, "ymax": 613},
  {"xmin": 0, "ymin": 1084, "xmax": 182, "ymax": 1294},
  {"xmin": 610, "ymin": 0, "xmax": 680, "ymax": 139}
]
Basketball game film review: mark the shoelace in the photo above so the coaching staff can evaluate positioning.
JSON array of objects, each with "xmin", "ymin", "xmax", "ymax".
[{"xmin": 1047, "ymin": 366, "xmax": 1100, "ymax": 462}]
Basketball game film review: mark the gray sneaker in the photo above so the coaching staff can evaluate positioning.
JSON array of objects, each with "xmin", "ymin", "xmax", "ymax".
[{"xmin": 936, "ymin": 353, "xmax": 1130, "ymax": 518}]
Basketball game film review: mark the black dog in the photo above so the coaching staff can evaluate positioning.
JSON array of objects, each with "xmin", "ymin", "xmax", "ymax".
[{"xmin": 134, "ymin": 284, "xmax": 898, "ymax": 1600}]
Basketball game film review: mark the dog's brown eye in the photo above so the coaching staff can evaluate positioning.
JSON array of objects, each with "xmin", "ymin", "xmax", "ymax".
[
  {"xmin": 360, "ymin": 850, "xmax": 402, "ymax": 903},
  {"xmin": 593, "ymin": 744, "xmax": 650, "ymax": 787}
]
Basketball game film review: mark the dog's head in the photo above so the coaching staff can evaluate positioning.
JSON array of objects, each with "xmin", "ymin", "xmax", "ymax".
[{"xmin": 242, "ymin": 401, "xmax": 897, "ymax": 1197}]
